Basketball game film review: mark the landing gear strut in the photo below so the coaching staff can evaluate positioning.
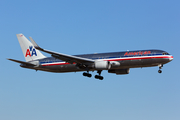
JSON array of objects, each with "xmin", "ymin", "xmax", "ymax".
[
  {"xmin": 95, "ymin": 70, "xmax": 104, "ymax": 80},
  {"xmin": 158, "ymin": 64, "xmax": 163, "ymax": 73},
  {"xmin": 82, "ymin": 65, "xmax": 92, "ymax": 78}
]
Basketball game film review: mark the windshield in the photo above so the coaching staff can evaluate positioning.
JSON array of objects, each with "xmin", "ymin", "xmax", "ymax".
[{"xmin": 162, "ymin": 52, "xmax": 170, "ymax": 55}]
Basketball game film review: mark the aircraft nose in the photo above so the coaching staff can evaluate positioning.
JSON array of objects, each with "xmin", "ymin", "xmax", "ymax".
[{"xmin": 169, "ymin": 55, "xmax": 173, "ymax": 61}]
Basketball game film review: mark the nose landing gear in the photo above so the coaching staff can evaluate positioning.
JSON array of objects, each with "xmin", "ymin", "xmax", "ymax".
[
  {"xmin": 158, "ymin": 70, "xmax": 162, "ymax": 73},
  {"xmin": 158, "ymin": 64, "xmax": 163, "ymax": 73}
]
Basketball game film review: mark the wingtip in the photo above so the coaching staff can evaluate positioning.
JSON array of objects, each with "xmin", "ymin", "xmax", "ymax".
[{"xmin": 7, "ymin": 58, "xmax": 16, "ymax": 61}]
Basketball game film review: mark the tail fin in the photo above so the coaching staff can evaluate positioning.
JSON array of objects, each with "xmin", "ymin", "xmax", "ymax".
[{"xmin": 16, "ymin": 34, "xmax": 46, "ymax": 62}]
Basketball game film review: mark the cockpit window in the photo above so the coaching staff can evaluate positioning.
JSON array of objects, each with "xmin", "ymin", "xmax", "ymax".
[{"xmin": 162, "ymin": 52, "xmax": 169, "ymax": 55}]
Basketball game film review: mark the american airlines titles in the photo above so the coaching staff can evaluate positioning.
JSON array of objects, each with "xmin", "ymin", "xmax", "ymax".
[{"xmin": 124, "ymin": 51, "xmax": 151, "ymax": 56}]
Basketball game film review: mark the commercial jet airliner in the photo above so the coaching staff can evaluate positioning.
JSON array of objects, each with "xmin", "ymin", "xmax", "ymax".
[{"xmin": 8, "ymin": 34, "xmax": 173, "ymax": 80}]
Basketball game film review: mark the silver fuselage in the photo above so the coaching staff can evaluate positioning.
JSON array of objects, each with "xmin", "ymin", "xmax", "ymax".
[{"xmin": 20, "ymin": 49, "xmax": 173, "ymax": 73}]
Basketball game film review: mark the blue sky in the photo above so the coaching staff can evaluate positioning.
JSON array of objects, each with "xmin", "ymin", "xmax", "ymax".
[{"xmin": 1, "ymin": 0, "xmax": 180, "ymax": 120}]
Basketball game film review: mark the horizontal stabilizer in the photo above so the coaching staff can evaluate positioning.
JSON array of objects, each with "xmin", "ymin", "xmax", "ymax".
[{"xmin": 7, "ymin": 58, "xmax": 36, "ymax": 66}]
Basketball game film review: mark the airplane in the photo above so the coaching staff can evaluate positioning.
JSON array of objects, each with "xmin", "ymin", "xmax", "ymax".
[{"xmin": 8, "ymin": 34, "xmax": 173, "ymax": 80}]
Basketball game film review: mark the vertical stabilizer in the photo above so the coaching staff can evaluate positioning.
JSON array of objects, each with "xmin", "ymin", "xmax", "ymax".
[{"xmin": 16, "ymin": 34, "xmax": 46, "ymax": 62}]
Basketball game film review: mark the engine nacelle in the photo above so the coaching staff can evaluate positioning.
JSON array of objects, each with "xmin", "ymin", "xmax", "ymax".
[
  {"xmin": 94, "ymin": 61, "xmax": 111, "ymax": 70},
  {"xmin": 108, "ymin": 68, "xmax": 130, "ymax": 75}
]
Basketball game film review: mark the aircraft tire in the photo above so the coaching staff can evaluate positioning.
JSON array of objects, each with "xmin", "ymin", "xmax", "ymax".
[
  {"xmin": 83, "ymin": 72, "xmax": 92, "ymax": 78},
  {"xmin": 87, "ymin": 74, "xmax": 92, "ymax": 78},
  {"xmin": 95, "ymin": 75, "xmax": 103, "ymax": 80},
  {"xmin": 158, "ymin": 70, "xmax": 162, "ymax": 73}
]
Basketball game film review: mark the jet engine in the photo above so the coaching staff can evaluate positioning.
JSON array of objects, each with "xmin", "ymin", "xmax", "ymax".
[
  {"xmin": 94, "ymin": 61, "xmax": 111, "ymax": 70},
  {"xmin": 108, "ymin": 68, "xmax": 130, "ymax": 75}
]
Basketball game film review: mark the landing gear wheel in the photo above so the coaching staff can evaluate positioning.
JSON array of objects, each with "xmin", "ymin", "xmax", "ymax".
[
  {"xmin": 83, "ymin": 72, "xmax": 92, "ymax": 78},
  {"xmin": 94, "ymin": 70, "xmax": 104, "ymax": 80},
  {"xmin": 158, "ymin": 70, "xmax": 162, "ymax": 73},
  {"xmin": 158, "ymin": 64, "xmax": 163, "ymax": 74},
  {"xmin": 99, "ymin": 76, "xmax": 103, "ymax": 80},
  {"xmin": 95, "ymin": 75, "xmax": 104, "ymax": 80},
  {"xmin": 87, "ymin": 74, "xmax": 92, "ymax": 77}
]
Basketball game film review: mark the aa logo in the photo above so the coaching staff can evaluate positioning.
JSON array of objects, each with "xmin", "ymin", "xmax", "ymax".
[{"xmin": 25, "ymin": 46, "xmax": 37, "ymax": 57}]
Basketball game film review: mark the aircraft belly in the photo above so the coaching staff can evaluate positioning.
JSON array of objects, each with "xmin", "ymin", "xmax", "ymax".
[{"xmin": 119, "ymin": 59, "xmax": 142, "ymax": 66}]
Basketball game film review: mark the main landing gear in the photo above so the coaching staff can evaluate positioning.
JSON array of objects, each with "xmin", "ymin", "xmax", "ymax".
[
  {"xmin": 83, "ymin": 70, "xmax": 104, "ymax": 80},
  {"xmin": 83, "ymin": 72, "xmax": 92, "ymax": 78},
  {"xmin": 158, "ymin": 64, "xmax": 163, "ymax": 73},
  {"xmin": 95, "ymin": 70, "xmax": 104, "ymax": 80}
]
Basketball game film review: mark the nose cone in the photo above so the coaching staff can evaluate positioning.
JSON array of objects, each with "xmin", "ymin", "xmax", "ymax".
[{"xmin": 169, "ymin": 55, "xmax": 173, "ymax": 61}]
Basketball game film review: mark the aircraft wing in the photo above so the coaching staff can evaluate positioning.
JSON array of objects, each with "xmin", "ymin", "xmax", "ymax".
[
  {"xmin": 7, "ymin": 58, "xmax": 36, "ymax": 66},
  {"xmin": 29, "ymin": 37, "xmax": 95, "ymax": 64}
]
